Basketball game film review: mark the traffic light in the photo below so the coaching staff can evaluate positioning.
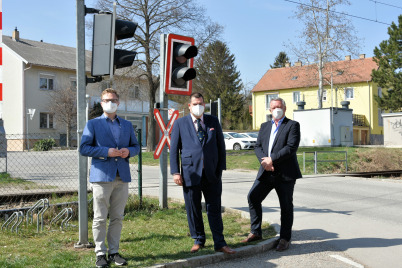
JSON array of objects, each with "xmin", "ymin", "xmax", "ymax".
[
  {"xmin": 165, "ymin": 34, "xmax": 198, "ymax": 95},
  {"xmin": 91, "ymin": 13, "xmax": 137, "ymax": 77}
]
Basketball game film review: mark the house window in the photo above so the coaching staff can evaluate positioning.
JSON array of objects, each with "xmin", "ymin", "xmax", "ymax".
[
  {"xmin": 266, "ymin": 114, "xmax": 273, "ymax": 122},
  {"xmin": 40, "ymin": 113, "xmax": 54, "ymax": 129},
  {"xmin": 293, "ymin": 91, "xmax": 300, "ymax": 103},
  {"xmin": 345, "ymin": 87, "xmax": 354, "ymax": 100},
  {"xmin": 39, "ymin": 74, "xmax": 55, "ymax": 90},
  {"xmin": 265, "ymin": 93, "xmax": 279, "ymax": 110},
  {"xmin": 70, "ymin": 79, "xmax": 77, "ymax": 91},
  {"xmin": 378, "ymin": 87, "xmax": 382, "ymax": 98},
  {"xmin": 129, "ymin": 86, "xmax": 140, "ymax": 98},
  {"xmin": 322, "ymin": 90, "xmax": 327, "ymax": 101},
  {"xmin": 378, "ymin": 109, "xmax": 384, "ymax": 126}
]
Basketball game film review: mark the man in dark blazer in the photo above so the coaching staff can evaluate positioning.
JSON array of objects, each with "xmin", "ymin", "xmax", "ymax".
[
  {"xmin": 241, "ymin": 97, "xmax": 302, "ymax": 252},
  {"xmin": 170, "ymin": 92, "xmax": 235, "ymax": 254}
]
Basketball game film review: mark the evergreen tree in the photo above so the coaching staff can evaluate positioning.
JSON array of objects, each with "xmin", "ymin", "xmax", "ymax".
[
  {"xmin": 372, "ymin": 15, "xmax": 402, "ymax": 112},
  {"xmin": 89, "ymin": 102, "xmax": 104, "ymax": 119},
  {"xmin": 194, "ymin": 41, "xmax": 245, "ymax": 129},
  {"xmin": 270, "ymin": 51, "xmax": 290, "ymax": 68}
]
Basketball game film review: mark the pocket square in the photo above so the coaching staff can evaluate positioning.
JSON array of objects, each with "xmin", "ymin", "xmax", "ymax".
[{"xmin": 209, "ymin": 128, "xmax": 215, "ymax": 131}]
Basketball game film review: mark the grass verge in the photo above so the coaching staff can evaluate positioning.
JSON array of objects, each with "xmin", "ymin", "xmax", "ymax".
[{"xmin": 0, "ymin": 196, "xmax": 275, "ymax": 268}]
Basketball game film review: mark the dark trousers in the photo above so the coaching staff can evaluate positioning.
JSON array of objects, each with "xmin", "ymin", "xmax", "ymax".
[
  {"xmin": 182, "ymin": 171, "xmax": 227, "ymax": 250},
  {"xmin": 247, "ymin": 177, "xmax": 295, "ymax": 241}
]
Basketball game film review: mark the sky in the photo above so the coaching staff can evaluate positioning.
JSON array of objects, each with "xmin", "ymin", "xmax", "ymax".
[{"xmin": 2, "ymin": 0, "xmax": 401, "ymax": 89}]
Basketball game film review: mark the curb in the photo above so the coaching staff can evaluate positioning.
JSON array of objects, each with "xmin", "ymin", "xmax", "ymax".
[{"xmin": 147, "ymin": 202, "xmax": 279, "ymax": 268}]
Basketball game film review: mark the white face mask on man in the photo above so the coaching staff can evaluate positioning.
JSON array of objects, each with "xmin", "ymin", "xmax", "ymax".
[
  {"xmin": 103, "ymin": 101, "xmax": 118, "ymax": 114},
  {"xmin": 191, "ymin": 104, "xmax": 205, "ymax": 117},
  {"xmin": 272, "ymin": 108, "xmax": 284, "ymax": 119}
]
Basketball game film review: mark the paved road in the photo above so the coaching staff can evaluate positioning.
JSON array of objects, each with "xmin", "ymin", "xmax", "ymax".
[{"xmin": 141, "ymin": 166, "xmax": 402, "ymax": 268}]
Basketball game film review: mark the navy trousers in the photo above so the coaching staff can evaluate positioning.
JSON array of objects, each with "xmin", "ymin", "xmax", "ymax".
[
  {"xmin": 182, "ymin": 171, "xmax": 227, "ymax": 250},
  {"xmin": 247, "ymin": 176, "xmax": 295, "ymax": 241}
]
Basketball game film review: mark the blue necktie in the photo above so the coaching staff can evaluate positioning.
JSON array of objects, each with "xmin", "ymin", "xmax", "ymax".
[{"xmin": 197, "ymin": 118, "xmax": 205, "ymax": 144}]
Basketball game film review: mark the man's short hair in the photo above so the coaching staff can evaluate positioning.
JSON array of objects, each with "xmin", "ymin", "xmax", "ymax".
[
  {"xmin": 190, "ymin": 92, "xmax": 204, "ymax": 102},
  {"xmin": 270, "ymin": 97, "xmax": 286, "ymax": 107},
  {"xmin": 101, "ymin": 88, "xmax": 119, "ymax": 100}
]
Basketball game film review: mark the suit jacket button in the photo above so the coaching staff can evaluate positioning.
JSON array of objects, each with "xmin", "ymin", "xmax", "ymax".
[{"xmin": 115, "ymin": 158, "xmax": 118, "ymax": 162}]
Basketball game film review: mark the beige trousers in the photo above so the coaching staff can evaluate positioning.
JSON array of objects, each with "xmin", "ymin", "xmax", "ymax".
[{"xmin": 91, "ymin": 177, "xmax": 129, "ymax": 256}]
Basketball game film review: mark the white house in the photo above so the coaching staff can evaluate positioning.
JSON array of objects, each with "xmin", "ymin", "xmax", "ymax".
[{"xmin": 1, "ymin": 28, "xmax": 151, "ymax": 150}]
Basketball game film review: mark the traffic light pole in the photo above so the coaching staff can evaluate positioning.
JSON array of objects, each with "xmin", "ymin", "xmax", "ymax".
[
  {"xmin": 159, "ymin": 34, "xmax": 168, "ymax": 208},
  {"xmin": 75, "ymin": 0, "xmax": 91, "ymax": 248}
]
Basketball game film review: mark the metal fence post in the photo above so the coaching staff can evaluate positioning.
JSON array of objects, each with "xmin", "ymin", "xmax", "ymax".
[
  {"xmin": 303, "ymin": 152, "xmax": 305, "ymax": 172},
  {"xmin": 137, "ymin": 129, "xmax": 142, "ymax": 207},
  {"xmin": 314, "ymin": 151, "xmax": 318, "ymax": 174},
  {"xmin": 345, "ymin": 151, "xmax": 348, "ymax": 173}
]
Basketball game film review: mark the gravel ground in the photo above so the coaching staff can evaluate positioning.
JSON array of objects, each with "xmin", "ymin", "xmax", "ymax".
[{"xmin": 201, "ymin": 231, "xmax": 364, "ymax": 268}]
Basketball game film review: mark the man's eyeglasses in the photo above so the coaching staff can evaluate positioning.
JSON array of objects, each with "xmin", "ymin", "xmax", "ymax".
[{"xmin": 102, "ymin": 99, "xmax": 119, "ymax": 103}]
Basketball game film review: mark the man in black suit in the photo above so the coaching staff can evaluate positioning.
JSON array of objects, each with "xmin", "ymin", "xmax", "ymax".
[
  {"xmin": 170, "ymin": 92, "xmax": 236, "ymax": 254},
  {"xmin": 241, "ymin": 97, "xmax": 302, "ymax": 251}
]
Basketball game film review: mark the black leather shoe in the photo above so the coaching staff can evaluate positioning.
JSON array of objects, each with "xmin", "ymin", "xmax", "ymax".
[{"xmin": 275, "ymin": 239, "xmax": 290, "ymax": 251}]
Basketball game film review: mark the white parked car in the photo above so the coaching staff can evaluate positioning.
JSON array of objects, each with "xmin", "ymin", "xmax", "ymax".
[
  {"xmin": 223, "ymin": 132, "xmax": 256, "ymax": 150},
  {"xmin": 241, "ymin": 132, "xmax": 258, "ymax": 140}
]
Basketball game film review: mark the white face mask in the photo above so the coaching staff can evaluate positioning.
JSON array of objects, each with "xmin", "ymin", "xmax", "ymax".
[
  {"xmin": 191, "ymin": 104, "xmax": 204, "ymax": 117},
  {"xmin": 272, "ymin": 108, "xmax": 284, "ymax": 119},
  {"xmin": 103, "ymin": 101, "xmax": 118, "ymax": 114}
]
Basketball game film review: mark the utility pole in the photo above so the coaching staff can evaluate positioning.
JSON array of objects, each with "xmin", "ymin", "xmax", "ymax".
[{"xmin": 75, "ymin": 0, "xmax": 91, "ymax": 248}]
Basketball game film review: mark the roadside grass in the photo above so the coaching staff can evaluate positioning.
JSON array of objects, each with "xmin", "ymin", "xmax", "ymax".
[
  {"xmin": 0, "ymin": 196, "xmax": 275, "ymax": 268},
  {"xmin": 0, "ymin": 173, "xmax": 56, "ymax": 190},
  {"xmin": 132, "ymin": 147, "xmax": 402, "ymax": 175}
]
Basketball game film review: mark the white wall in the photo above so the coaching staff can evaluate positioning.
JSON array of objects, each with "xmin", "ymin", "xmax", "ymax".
[
  {"xmin": 382, "ymin": 113, "xmax": 402, "ymax": 147},
  {"xmin": 2, "ymin": 46, "xmax": 24, "ymax": 134}
]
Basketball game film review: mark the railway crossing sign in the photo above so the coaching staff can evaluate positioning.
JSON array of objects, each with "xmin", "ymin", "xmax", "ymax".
[{"xmin": 153, "ymin": 108, "xmax": 179, "ymax": 159}]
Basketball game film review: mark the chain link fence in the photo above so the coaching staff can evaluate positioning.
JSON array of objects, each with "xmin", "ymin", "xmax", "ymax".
[{"xmin": 0, "ymin": 132, "xmax": 140, "ymax": 213}]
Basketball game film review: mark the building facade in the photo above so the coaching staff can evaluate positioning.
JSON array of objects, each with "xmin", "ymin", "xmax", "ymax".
[{"xmin": 252, "ymin": 55, "xmax": 384, "ymax": 145}]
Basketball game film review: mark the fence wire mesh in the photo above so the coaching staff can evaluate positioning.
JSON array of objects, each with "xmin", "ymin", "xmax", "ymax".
[{"xmin": 0, "ymin": 133, "xmax": 140, "ymax": 213}]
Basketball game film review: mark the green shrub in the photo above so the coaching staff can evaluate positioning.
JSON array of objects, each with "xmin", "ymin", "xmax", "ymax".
[{"xmin": 33, "ymin": 138, "xmax": 56, "ymax": 151}]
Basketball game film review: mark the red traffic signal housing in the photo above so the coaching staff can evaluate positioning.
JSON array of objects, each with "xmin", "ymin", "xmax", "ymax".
[{"xmin": 165, "ymin": 34, "xmax": 198, "ymax": 95}]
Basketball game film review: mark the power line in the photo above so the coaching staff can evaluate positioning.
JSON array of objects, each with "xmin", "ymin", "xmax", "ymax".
[
  {"xmin": 283, "ymin": 0, "xmax": 392, "ymax": 26},
  {"xmin": 368, "ymin": 0, "xmax": 402, "ymax": 10}
]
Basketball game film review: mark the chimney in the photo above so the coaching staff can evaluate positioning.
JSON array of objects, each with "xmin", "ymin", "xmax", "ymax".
[
  {"xmin": 341, "ymin": 101, "xmax": 350, "ymax": 109},
  {"xmin": 285, "ymin": 62, "xmax": 291, "ymax": 67},
  {"xmin": 345, "ymin": 55, "xmax": 351, "ymax": 61},
  {"xmin": 359, "ymin": 54, "xmax": 366, "ymax": 59},
  {"xmin": 12, "ymin": 27, "xmax": 20, "ymax": 42},
  {"xmin": 295, "ymin": 60, "xmax": 302, "ymax": 67}
]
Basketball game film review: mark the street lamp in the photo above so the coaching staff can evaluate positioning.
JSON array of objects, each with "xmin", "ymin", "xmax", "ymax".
[{"xmin": 26, "ymin": 109, "xmax": 35, "ymax": 151}]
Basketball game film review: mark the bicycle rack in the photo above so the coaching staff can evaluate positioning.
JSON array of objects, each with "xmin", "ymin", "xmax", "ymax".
[
  {"xmin": 26, "ymin": 198, "xmax": 50, "ymax": 232},
  {"xmin": 1, "ymin": 211, "xmax": 24, "ymax": 233},
  {"xmin": 50, "ymin": 208, "xmax": 73, "ymax": 231}
]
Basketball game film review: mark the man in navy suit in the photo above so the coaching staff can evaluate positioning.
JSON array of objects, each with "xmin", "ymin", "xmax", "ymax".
[
  {"xmin": 80, "ymin": 88, "xmax": 140, "ymax": 268},
  {"xmin": 170, "ymin": 92, "xmax": 235, "ymax": 254},
  {"xmin": 241, "ymin": 97, "xmax": 302, "ymax": 252}
]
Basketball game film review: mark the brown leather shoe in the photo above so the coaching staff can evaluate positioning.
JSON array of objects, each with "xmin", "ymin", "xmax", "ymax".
[
  {"xmin": 190, "ymin": 244, "xmax": 204, "ymax": 253},
  {"xmin": 275, "ymin": 239, "xmax": 290, "ymax": 251},
  {"xmin": 216, "ymin": 246, "xmax": 236, "ymax": 254},
  {"xmin": 241, "ymin": 233, "xmax": 262, "ymax": 243}
]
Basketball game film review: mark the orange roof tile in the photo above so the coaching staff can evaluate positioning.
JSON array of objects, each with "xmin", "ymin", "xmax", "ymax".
[{"xmin": 252, "ymin": 57, "xmax": 378, "ymax": 92}]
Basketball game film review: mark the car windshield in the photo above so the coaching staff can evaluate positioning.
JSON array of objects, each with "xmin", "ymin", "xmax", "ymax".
[
  {"xmin": 229, "ymin": 133, "xmax": 247, "ymax": 138},
  {"xmin": 247, "ymin": 133, "xmax": 258, "ymax": 138}
]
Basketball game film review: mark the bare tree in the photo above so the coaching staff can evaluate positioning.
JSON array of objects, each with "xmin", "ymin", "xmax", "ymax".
[
  {"xmin": 94, "ymin": 0, "xmax": 222, "ymax": 151},
  {"xmin": 287, "ymin": 0, "xmax": 361, "ymax": 108},
  {"xmin": 47, "ymin": 87, "xmax": 77, "ymax": 147}
]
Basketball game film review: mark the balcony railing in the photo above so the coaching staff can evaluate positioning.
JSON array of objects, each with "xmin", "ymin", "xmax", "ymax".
[{"xmin": 353, "ymin": 114, "xmax": 368, "ymax": 127}]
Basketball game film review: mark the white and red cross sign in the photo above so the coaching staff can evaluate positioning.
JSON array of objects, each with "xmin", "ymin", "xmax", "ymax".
[{"xmin": 153, "ymin": 108, "xmax": 179, "ymax": 159}]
